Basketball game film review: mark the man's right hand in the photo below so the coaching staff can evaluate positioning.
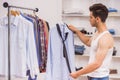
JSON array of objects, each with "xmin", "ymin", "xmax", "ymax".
[
  {"xmin": 68, "ymin": 24, "xmax": 91, "ymax": 47},
  {"xmin": 68, "ymin": 25, "xmax": 79, "ymax": 33}
]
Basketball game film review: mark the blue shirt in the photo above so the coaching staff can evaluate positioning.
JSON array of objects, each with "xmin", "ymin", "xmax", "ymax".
[
  {"xmin": 20, "ymin": 13, "xmax": 41, "ymax": 67},
  {"xmin": 46, "ymin": 23, "xmax": 75, "ymax": 80}
]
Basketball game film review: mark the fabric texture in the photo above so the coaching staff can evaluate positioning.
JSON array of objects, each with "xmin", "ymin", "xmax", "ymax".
[
  {"xmin": 88, "ymin": 31, "xmax": 113, "ymax": 77},
  {"xmin": 46, "ymin": 23, "xmax": 75, "ymax": 80}
]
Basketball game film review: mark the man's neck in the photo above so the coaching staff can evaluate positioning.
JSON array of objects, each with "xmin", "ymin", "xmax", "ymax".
[{"xmin": 96, "ymin": 22, "xmax": 107, "ymax": 33}]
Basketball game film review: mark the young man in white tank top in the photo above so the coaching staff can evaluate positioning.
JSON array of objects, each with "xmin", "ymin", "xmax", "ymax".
[{"xmin": 68, "ymin": 3, "xmax": 114, "ymax": 80}]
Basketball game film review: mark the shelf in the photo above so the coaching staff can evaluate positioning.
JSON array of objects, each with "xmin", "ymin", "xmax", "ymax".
[
  {"xmin": 75, "ymin": 54, "xmax": 120, "ymax": 58},
  {"xmin": 85, "ymin": 35, "xmax": 120, "ymax": 37},
  {"xmin": 74, "ymin": 34, "xmax": 92, "ymax": 37},
  {"xmin": 81, "ymin": 74, "xmax": 120, "ymax": 79},
  {"xmin": 112, "ymin": 35, "xmax": 120, "ymax": 38},
  {"xmin": 112, "ymin": 56, "xmax": 120, "ymax": 58},
  {"xmin": 110, "ymin": 74, "xmax": 120, "ymax": 79},
  {"xmin": 62, "ymin": 13, "xmax": 89, "ymax": 17},
  {"xmin": 75, "ymin": 54, "xmax": 89, "ymax": 57},
  {"xmin": 74, "ymin": 34, "xmax": 120, "ymax": 38},
  {"xmin": 62, "ymin": 13, "xmax": 120, "ymax": 17},
  {"xmin": 108, "ymin": 12, "xmax": 120, "ymax": 17}
]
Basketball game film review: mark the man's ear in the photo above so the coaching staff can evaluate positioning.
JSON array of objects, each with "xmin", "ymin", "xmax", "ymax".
[{"xmin": 96, "ymin": 17, "xmax": 100, "ymax": 22}]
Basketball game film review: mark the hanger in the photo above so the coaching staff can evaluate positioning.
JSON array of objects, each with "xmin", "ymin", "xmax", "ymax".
[
  {"xmin": 8, "ymin": 10, "xmax": 20, "ymax": 16},
  {"xmin": 10, "ymin": 10, "xmax": 17, "ymax": 16},
  {"xmin": 15, "ymin": 10, "xmax": 20, "ymax": 16}
]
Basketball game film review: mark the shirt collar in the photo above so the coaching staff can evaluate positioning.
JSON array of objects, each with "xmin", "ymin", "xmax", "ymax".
[
  {"xmin": 4, "ymin": 15, "xmax": 19, "ymax": 27},
  {"xmin": 64, "ymin": 24, "xmax": 70, "ymax": 33},
  {"xmin": 59, "ymin": 23, "xmax": 69, "ymax": 33}
]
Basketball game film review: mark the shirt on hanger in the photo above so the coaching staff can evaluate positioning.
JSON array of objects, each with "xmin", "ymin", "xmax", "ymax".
[
  {"xmin": 0, "ymin": 15, "xmax": 39, "ymax": 78},
  {"xmin": 46, "ymin": 23, "xmax": 75, "ymax": 80}
]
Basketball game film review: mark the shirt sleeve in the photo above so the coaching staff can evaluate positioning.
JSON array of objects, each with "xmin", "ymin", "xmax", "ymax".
[
  {"xmin": 26, "ymin": 20, "xmax": 39, "ymax": 78},
  {"xmin": 46, "ymin": 29, "xmax": 53, "ymax": 80}
]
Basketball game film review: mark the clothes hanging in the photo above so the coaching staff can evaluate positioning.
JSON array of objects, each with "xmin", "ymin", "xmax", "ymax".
[
  {"xmin": 21, "ymin": 13, "xmax": 49, "ymax": 73},
  {"xmin": 56, "ymin": 23, "xmax": 71, "ymax": 73},
  {"xmin": 46, "ymin": 23, "xmax": 75, "ymax": 80},
  {"xmin": 20, "ymin": 13, "xmax": 49, "ymax": 79},
  {"xmin": 0, "ymin": 15, "xmax": 39, "ymax": 78}
]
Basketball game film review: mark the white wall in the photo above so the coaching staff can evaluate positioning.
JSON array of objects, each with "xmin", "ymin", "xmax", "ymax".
[{"xmin": 0, "ymin": 0, "xmax": 62, "ymax": 27}]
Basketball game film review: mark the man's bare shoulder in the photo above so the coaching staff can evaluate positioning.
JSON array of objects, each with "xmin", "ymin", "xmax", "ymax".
[{"xmin": 98, "ymin": 32, "xmax": 114, "ymax": 48}]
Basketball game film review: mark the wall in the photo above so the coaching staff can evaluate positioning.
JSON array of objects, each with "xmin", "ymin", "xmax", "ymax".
[
  {"xmin": 0, "ymin": 0, "xmax": 62, "ymax": 79},
  {"xmin": 0, "ymin": 0, "xmax": 62, "ymax": 27}
]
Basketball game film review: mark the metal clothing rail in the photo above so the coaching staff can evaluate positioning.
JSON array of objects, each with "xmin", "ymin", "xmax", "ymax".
[{"xmin": 3, "ymin": 2, "xmax": 39, "ymax": 80}]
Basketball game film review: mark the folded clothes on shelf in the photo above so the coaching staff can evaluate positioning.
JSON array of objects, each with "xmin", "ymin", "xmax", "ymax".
[
  {"xmin": 76, "ymin": 67, "xmax": 83, "ymax": 71},
  {"xmin": 74, "ymin": 45, "xmax": 85, "ymax": 55},
  {"xmin": 63, "ymin": 8, "xmax": 84, "ymax": 14},
  {"xmin": 109, "ymin": 69, "xmax": 118, "ymax": 74},
  {"xmin": 108, "ymin": 29, "xmax": 115, "ymax": 35},
  {"xmin": 108, "ymin": 7, "xmax": 118, "ymax": 12}
]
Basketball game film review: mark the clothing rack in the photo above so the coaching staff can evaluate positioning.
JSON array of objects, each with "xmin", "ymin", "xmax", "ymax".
[{"xmin": 3, "ymin": 2, "xmax": 39, "ymax": 80}]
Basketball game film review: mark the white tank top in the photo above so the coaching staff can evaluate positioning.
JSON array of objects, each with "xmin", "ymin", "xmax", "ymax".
[{"xmin": 88, "ymin": 31, "xmax": 113, "ymax": 78}]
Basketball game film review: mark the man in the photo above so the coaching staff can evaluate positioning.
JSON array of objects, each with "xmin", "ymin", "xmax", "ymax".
[{"xmin": 68, "ymin": 3, "xmax": 114, "ymax": 80}]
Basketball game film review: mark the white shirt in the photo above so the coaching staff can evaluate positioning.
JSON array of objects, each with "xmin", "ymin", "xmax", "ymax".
[
  {"xmin": 88, "ymin": 31, "xmax": 113, "ymax": 77},
  {"xmin": 0, "ymin": 15, "xmax": 39, "ymax": 78}
]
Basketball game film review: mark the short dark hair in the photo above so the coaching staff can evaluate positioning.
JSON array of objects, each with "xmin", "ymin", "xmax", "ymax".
[{"xmin": 89, "ymin": 3, "xmax": 108, "ymax": 22}]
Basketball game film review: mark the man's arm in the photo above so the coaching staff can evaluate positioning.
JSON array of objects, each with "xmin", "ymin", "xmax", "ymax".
[
  {"xmin": 70, "ymin": 34, "xmax": 112, "ymax": 79},
  {"xmin": 68, "ymin": 25, "xmax": 91, "ymax": 46}
]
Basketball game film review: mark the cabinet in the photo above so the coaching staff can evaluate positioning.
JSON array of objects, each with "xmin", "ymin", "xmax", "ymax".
[{"xmin": 62, "ymin": 0, "xmax": 120, "ymax": 80}]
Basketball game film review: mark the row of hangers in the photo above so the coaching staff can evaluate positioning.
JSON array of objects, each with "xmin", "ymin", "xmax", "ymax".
[
  {"xmin": 9, "ymin": 10, "xmax": 37, "ymax": 18},
  {"xmin": 9, "ymin": 10, "xmax": 20, "ymax": 16}
]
